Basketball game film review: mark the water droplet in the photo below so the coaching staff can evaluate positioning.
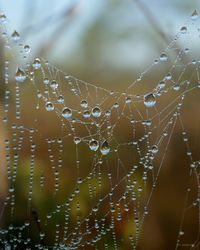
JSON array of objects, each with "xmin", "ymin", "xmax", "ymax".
[
  {"xmin": 89, "ymin": 139, "xmax": 99, "ymax": 151},
  {"xmin": 32, "ymin": 58, "xmax": 41, "ymax": 69},
  {"xmin": 191, "ymin": 10, "xmax": 198, "ymax": 20},
  {"xmin": 151, "ymin": 145, "xmax": 158, "ymax": 154},
  {"xmin": 24, "ymin": 45, "xmax": 31, "ymax": 53},
  {"xmin": 74, "ymin": 137, "xmax": 81, "ymax": 144},
  {"xmin": 9, "ymin": 187, "xmax": 14, "ymax": 193},
  {"xmin": 11, "ymin": 30, "xmax": 20, "ymax": 41},
  {"xmin": 154, "ymin": 59, "xmax": 159, "ymax": 64},
  {"xmin": 144, "ymin": 93, "xmax": 156, "ymax": 108},
  {"xmin": 113, "ymin": 103, "xmax": 119, "ymax": 108},
  {"xmin": 15, "ymin": 68, "xmax": 26, "ymax": 82},
  {"xmin": 179, "ymin": 231, "xmax": 184, "ymax": 236},
  {"xmin": 50, "ymin": 80, "xmax": 58, "ymax": 90},
  {"xmin": 57, "ymin": 95, "xmax": 64, "ymax": 103},
  {"xmin": 100, "ymin": 140, "xmax": 110, "ymax": 155},
  {"xmin": 165, "ymin": 73, "xmax": 172, "ymax": 80},
  {"xmin": 62, "ymin": 107, "xmax": 72, "ymax": 119},
  {"xmin": 125, "ymin": 96, "xmax": 132, "ymax": 104},
  {"xmin": 146, "ymin": 120, "xmax": 152, "ymax": 126},
  {"xmin": 105, "ymin": 110, "xmax": 111, "ymax": 117},
  {"xmin": 160, "ymin": 53, "xmax": 168, "ymax": 62},
  {"xmin": 180, "ymin": 26, "xmax": 187, "ymax": 34},
  {"xmin": 43, "ymin": 78, "xmax": 49, "ymax": 85},
  {"xmin": 158, "ymin": 81, "xmax": 165, "ymax": 89},
  {"xmin": 184, "ymin": 48, "xmax": 189, "ymax": 54},
  {"xmin": 173, "ymin": 84, "xmax": 180, "ymax": 91},
  {"xmin": 92, "ymin": 107, "xmax": 101, "ymax": 117},
  {"xmin": 45, "ymin": 102, "xmax": 54, "ymax": 111},
  {"xmin": 80, "ymin": 100, "xmax": 88, "ymax": 108},
  {"xmin": 0, "ymin": 14, "xmax": 7, "ymax": 23},
  {"xmin": 83, "ymin": 110, "xmax": 91, "ymax": 118}
]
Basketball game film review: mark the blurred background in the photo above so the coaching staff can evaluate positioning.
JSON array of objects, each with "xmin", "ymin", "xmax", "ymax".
[
  {"xmin": 0, "ymin": 0, "xmax": 200, "ymax": 88},
  {"xmin": 0, "ymin": 0, "xmax": 200, "ymax": 249}
]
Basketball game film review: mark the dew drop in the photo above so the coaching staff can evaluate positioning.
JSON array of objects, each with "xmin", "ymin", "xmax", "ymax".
[
  {"xmin": 43, "ymin": 78, "xmax": 49, "ymax": 85},
  {"xmin": 92, "ymin": 107, "xmax": 101, "ymax": 117},
  {"xmin": 32, "ymin": 58, "xmax": 41, "ymax": 69},
  {"xmin": 24, "ymin": 45, "xmax": 31, "ymax": 53},
  {"xmin": 125, "ymin": 96, "xmax": 132, "ymax": 104},
  {"xmin": 165, "ymin": 73, "xmax": 172, "ymax": 80},
  {"xmin": 158, "ymin": 81, "xmax": 165, "ymax": 89},
  {"xmin": 15, "ymin": 68, "xmax": 26, "ymax": 82},
  {"xmin": 151, "ymin": 145, "xmax": 158, "ymax": 154},
  {"xmin": 105, "ymin": 110, "xmax": 111, "ymax": 117},
  {"xmin": 74, "ymin": 137, "xmax": 81, "ymax": 145},
  {"xmin": 113, "ymin": 103, "xmax": 119, "ymax": 108},
  {"xmin": 89, "ymin": 139, "xmax": 99, "ymax": 151},
  {"xmin": 180, "ymin": 26, "xmax": 187, "ymax": 34},
  {"xmin": 62, "ymin": 107, "xmax": 72, "ymax": 119},
  {"xmin": 145, "ymin": 120, "xmax": 152, "ymax": 126},
  {"xmin": 191, "ymin": 10, "xmax": 198, "ymax": 20},
  {"xmin": 184, "ymin": 48, "xmax": 189, "ymax": 53},
  {"xmin": 144, "ymin": 93, "xmax": 156, "ymax": 108},
  {"xmin": 173, "ymin": 84, "xmax": 180, "ymax": 91},
  {"xmin": 100, "ymin": 140, "xmax": 110, "ymax": 155},
  {"xmin": 80, "ymin": 100, "xmax": 88, "ymax": 108},
  {"xmin": 45, "ymin": 102, "xmax": 54, "ymax": 111},
  {"xmin": 11, "ymin": 30, "xmax": 20, "ymax": 41},
  {"xmin": 9, "ymin": 187, "xmax": 14, "ymax": 193},
  {"xmin": 57, "ymin": 95, "xmax": 64, "ymax": 103},
  {"xmin": 0, "ymin": 14, "xmax": 7, "ymax": 23},
  {"xmin": 83, "ymin": 110, "xmax": 91, "ymax": 118},
  {"xmin": 160, "ymin": 53, "xmax": 168, "ymax": 62},
  {"xmin": 50, "ymin": 80, "xmax": 58, "ymax": 90}
]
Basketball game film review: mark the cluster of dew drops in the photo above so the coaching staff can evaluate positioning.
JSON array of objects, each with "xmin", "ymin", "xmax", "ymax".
[
  {"xmin": 0, "ymin": 8, "xmax": 200, "ymax": 249},
  {"xmin": 11, "ymin": 9, "xmax": 199, "ymax": 158},
  {"xmin": 13, "ymin": 39, "xmax": 113, "ymax": 156}
]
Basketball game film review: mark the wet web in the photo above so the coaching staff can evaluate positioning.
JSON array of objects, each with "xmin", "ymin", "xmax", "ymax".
[{"xmin": 0, "ymin": 10, "xmax": 200, "ymax": 250}]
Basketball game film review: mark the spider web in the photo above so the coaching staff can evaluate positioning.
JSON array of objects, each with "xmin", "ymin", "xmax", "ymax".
[{"xmin": 0, "ymin": 10, "xmax": 200, "ymax": 250}]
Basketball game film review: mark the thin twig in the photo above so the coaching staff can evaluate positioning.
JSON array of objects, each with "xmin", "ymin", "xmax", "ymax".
[{"xmin": 133, "ymin": 0, "xmax": 171, "ymax": 46}]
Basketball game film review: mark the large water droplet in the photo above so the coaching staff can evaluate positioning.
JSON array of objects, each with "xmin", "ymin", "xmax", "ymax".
[
  {"xmin": 15, "ymin": 68, "xmax": 26, "ymax": 82},
  {"xmin": 32, "ymin": 58, "xmax": 41, "ymax": 69},
  {"xmin": 80, "ymin": 100, "xmax": 88, "ymax": 108},
  {"xmin": 89, "ymin": 139, "xmax": 99, "ymax": 151},
  {"xmin": 100, "ymin": 140, "xmax": 110, "ymax": 155},
  {"xmin": 92, "ymin": 107, "xmax": 101, "ymax": 117},
  {"xmin": 45, "ymin": 102, "xmax": 54, "ymax": 111},
  {"xmin": 11, "ymin": 30, "xmax": 20, "ymax": 41},
  {"xmin": 62, "ymin": 107, "xmax": 72, "ymax": 119},
  {"xmin": 144, "ymin": 93, "xmax": 156, "ymax": 108}
]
